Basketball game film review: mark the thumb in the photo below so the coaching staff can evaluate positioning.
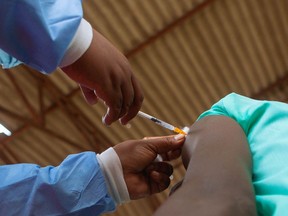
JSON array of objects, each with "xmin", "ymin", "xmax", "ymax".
[
  {"xmin": 80, "ymin": 85, "xmax": 98, "ymax": 105},
  {"xmin": 144, "ymin": 134, "xmax": 185, "ymax": 155}
]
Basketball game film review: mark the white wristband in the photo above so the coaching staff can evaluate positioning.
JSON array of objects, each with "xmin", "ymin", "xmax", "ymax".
[
  {"xmin": 59, "ymin": 18, "xmax": 93, "ymax": 68},
  {"xmin": 96, "ymin": 147, "xmax": 130, "ymax": 205}
]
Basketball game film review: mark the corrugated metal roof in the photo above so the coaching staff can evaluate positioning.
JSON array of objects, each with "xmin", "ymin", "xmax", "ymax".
[{"xmin": 0, "ymin": 0, "xmax": 287, "ymax": 215}]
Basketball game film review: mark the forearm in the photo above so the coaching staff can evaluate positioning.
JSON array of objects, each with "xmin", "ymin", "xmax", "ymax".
[
  {"xmin": 154, "ymin": 116, "xmax": 257, "ymax": 216},
  {"xmin": 0, "ymin": 152, "xmax": 115, "ymax": 215}
]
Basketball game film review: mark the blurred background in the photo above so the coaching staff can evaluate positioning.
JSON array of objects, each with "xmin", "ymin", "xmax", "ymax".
[{"xmin": 0, "ymin": 0, "xmax": 287, "ymax": 215}]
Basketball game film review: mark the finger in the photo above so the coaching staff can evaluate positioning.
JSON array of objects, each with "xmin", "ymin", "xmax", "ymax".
[
  {"xmin": 118, "ymin": 77, "xmax": 134, "ymax": 120},
  {"xmin": 160, "ymin": 148, "xmax": 182, "ymax": 161},
  {"xmin": 146, "ymin": 162, "xmax": 173, "ymax": 177},
  {"xmin": 143, "ymin": 135, "xmax": 175, "ymax": 140},
  {"xmin": 149, "ymin": 171, "xmax": 171, "ymax": 194},
  {"xmin": 167, "ymin": 148, "xmax": 182, "ymax": 160},
  {"xmin": 120, "ymin": 75, "xmax": 144, "ymax": 125},
  {"xmin": 101, "ymin": 86, "xmax": 123, "ymax": 126},
  {"xmin": 102, "ymin": 65, "xmax": 133, "ymax": 125},
  {"xmin": 144, "ymin": 134, "xmax": 185, "ymax": 155},
  {"xmin": 80, "ymin": 85, "xmax": 98, "ymax": 105}
]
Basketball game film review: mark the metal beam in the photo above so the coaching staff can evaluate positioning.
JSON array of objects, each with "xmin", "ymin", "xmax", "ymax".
[{"xmin": 125, "ymin": 0, "xmax": 217, "ymax": 58}]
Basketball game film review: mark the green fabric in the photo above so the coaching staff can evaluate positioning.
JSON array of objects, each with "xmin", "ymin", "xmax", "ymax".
[{"xmin": 198, "ymin": 93, "xmax": 288, "ymax": 216}]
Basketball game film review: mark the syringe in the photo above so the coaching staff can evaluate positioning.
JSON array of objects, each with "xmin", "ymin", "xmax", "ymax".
[{"xmin": 137, "ymin": 111, "xmax": 187, "ymax": 135}]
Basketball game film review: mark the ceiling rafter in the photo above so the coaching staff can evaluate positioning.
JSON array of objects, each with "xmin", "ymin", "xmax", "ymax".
[
  {"xmin": 125, "ymin": 0, "xmax": 217, "ymax": 58},
  {"xmin": 5, "ymin": 71, "xmax": 41, "ymax": 124},
  {"xmin": 0, "ymin": 121, "xmax": 88, "ymax": 152},
  {"xmin": 30, "ymin": 71, "xmax": 109, "ymax": 152},
  {"xmin": 0, "ymin": 106, "xmax": 31, "ymax": 123},
  {"xmin": 0, "ymin": 124, "xmax": 30, "ymax": 146},
  {"xmin": 0, "ymin": 68, "xmax": 112, "ymax": 153},
  {"xmin": 0, "ymin": 84, "xmax": 79, "ymax": 143},
  {"xmin": 45, "ymin": 88, "xmax": 102, "ymax": 151}
]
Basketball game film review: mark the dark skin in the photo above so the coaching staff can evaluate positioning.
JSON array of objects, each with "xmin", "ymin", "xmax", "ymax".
[
  {"xmin": 62, "ymin": 29, "xmax": 144, "ymax": 126},
  {"xmin": 153, "ymin": 116, "xmax": 257, "ymax": 216},
  {"xmin": 114, "ymin": 134, "xmax": 185, "ymax": 200}
]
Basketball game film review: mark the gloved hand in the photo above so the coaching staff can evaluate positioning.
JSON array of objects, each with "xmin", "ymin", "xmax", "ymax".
[
  {"xmin": 114, "ymin": 134, "xmax": 185, "ymax": 199},
  {"xmin": 62, "ymin": 29, "xmax": 144, "ymax": 126}
]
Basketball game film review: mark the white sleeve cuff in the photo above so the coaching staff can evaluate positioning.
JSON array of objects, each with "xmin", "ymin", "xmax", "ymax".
[
  {"xmin": 96, "ymin": 147, "xmax": 130, "ymax": 205},
  {"xmin": 59, "ymin": 18, "xmax": 93, "ymax": 68}
]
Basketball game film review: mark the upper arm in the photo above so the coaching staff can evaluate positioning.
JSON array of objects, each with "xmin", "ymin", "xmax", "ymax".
[
  {"xmin": 0, "ymin": 0, "xmax": 83, "ymax": 73},
  {"xmin": 154, "ymin": 115, "xmax": 257, "ymax": 216}
]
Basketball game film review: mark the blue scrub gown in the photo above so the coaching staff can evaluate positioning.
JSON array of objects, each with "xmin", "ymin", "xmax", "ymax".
[
  {"xmin": 0, "ymin": 0, "xmax": 84, "ymax": 73},
  {"xmin": 0, "ymin": 152, "xmax": 115, "ymax": 215}
]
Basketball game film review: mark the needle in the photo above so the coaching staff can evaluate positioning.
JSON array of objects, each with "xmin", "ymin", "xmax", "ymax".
[{"xmin": 137, "ymin": 111, "xmax": 187, "ymax": 135}]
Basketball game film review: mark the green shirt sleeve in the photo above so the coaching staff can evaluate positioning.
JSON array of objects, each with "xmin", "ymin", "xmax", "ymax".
[{"xmin": 197, "ymin": 92, "xmax": 288, "ymax": 216}]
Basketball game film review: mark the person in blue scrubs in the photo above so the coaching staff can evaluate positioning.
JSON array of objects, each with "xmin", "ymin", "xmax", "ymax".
[
  {"xmin": 0, "ymin": 134, "xmax": 185, "ymax": 215},
  {"xmin": 0, "ymin": 1, "xmax": 184, "ymax": 215},
  {"xmin": 154, "ymin": 93, "xmax": 288, "ymax": 216},
  {"xmin": 0, "ymin": 0, "xmax": 144, "ymax": 126}
]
